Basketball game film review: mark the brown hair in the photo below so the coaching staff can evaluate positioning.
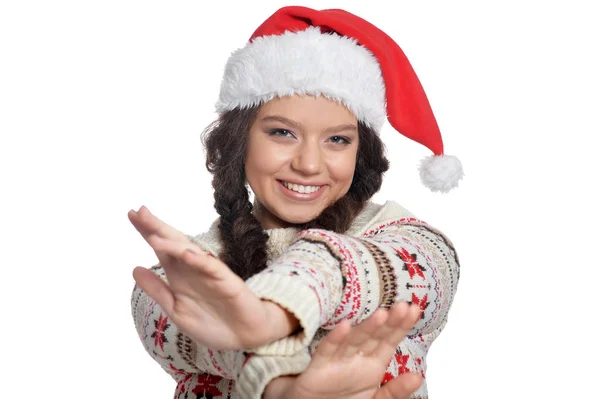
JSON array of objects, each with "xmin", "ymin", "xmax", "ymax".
[{"xmin": 202, "ymin": 105, "xmax": 389, "ymax": 280}]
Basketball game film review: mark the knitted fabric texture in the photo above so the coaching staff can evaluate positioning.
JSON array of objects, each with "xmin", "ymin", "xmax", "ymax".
[{"xmin": 130, "ymin": 201, "xmax": 460, "ymax": 399}]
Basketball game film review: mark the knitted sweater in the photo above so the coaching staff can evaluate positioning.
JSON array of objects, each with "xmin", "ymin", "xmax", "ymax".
[{"xmin": 130, "ymin": 200, "xmax": 460, "ymax": 399}]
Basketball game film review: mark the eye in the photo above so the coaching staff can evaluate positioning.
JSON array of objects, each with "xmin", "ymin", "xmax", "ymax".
[
  {"xmin": 268, "ymin": 129, "xmax": 295, "ymax": 138},
  {"xmin": 328, "ymin": 135, "xmax": 351, "ymax": 145}
]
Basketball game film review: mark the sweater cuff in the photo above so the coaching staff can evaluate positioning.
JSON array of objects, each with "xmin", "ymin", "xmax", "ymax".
[
  {"xmin": 246, "ymin": 272, "xmax": 321, "ymax": 356},
  {"xmin": 235, "ymin": 350, "xmax": 311, "ymax": 399}
]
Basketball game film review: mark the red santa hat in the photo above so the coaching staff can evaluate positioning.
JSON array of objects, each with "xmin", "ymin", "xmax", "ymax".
[{"xmin": 216, "ymin": 6, "xmax": 463, "ymax": 193}]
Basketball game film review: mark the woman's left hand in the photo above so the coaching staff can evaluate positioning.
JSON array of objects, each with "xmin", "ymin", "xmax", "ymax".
[
  {"xmin": 265, "ymin": 302, "xmax": 423, "ymax": 399},
  {"xmin": 128, "ymin": 206, "xmax": 296, "ymax": 350}
]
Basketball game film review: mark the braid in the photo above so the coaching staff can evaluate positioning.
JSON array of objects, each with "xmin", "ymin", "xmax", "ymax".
[{"xmin": 203, "ymin": 107, "xmax": 269, "ymax": 279}]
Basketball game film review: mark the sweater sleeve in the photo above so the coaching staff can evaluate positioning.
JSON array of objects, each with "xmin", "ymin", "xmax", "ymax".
[{"xmin": 243, "ymin": 217, "xmax": 460, "ymax": 357}]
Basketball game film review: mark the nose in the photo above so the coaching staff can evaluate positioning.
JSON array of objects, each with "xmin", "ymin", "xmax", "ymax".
[{"xmin": 291, "ymin": 140, "xmax": 323, "ymax": 175}]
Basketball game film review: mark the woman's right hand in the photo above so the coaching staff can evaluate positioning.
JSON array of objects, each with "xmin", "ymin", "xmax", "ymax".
[
  {"xmin": 128, "ymin": 206, "xmax": 297, "ymax": 350},
  {"xmin": 264, "ymin": 302, "xmax": 423, "ymax": 399}
]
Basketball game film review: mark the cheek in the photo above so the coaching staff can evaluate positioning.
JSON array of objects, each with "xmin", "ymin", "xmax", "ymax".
[
  {"xmin": 245, "ymin": 141, "xmax": 287, "ymax": 186},
  {"xmin": 328, "ymin": 153, "xmax": 357, "ymax": 186}
]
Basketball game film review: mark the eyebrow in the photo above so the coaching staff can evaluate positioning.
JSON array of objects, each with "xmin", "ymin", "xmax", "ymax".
[
  {"xmin": 260, "ymin": 115, "xmax": 358, "ymax": 134},
  {"xmin": 324, "ymin": 123, "xmax": 358, "ymax": 134},
  {"xmin": 260, "ymin": 115, "xmax": 301, "ymax": 129}
]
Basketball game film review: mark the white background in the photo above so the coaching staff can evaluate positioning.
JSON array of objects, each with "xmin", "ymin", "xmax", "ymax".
[{"xmin": 1, "ymin": 0, "xmax": 599, "ymax": 397}]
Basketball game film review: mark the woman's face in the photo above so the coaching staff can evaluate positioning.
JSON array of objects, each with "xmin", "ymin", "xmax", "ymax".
[{"xmin": 246, "ymin": 95, "xmax": 359, "ymax": 229}]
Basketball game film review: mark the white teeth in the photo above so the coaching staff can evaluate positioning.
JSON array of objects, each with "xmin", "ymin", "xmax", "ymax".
[{"xmin": 282, "ymin": 181, "xmax": 321, "ymax": 194}]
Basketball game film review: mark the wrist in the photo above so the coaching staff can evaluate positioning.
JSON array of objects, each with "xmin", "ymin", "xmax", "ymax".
[
  {"xmin": 262, "ymin": 299, "xmax": 301, "ymax": 342},
  {"xmin": 263, "ymin": 375, "xmax": 297, "ymax": 399}
]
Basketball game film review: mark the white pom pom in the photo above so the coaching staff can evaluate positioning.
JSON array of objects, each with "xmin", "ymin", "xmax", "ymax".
[{"xmin": 419, "ymin": 154, "xmax": 464, "ymax": 193}]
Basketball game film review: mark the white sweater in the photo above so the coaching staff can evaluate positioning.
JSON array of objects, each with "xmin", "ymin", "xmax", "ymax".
[{"xmin": 131, "ymin": 200, "xmax": 460, "ymax": 398}]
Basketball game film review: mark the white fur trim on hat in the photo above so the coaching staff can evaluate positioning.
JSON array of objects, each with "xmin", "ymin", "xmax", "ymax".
[{"xmin": 216, "ymin": 26, "xmax": 387, "ymax": 131}]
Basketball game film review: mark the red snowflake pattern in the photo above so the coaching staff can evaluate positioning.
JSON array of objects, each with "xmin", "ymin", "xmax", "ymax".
[
  {"xmin": 395, "ymin": 353, "xmax": 410, "ymax": 374},
  {"xmin": 169, "ymin": 364, "xmax": 193, "ymax": 398},
  {"xmin": 411, "ymin": 292, "xmax": 429, "ymax": 318},
  {"xmin": 394, "ymin": 247, "xmax": 425, "ymax": 280},
  {"xmin": 191, "ymin": 374, "xmax": 223, "ymax": 398},
  {"xmin": 151, "ymin": 313, "xmax": 170, "ymax": 351}
]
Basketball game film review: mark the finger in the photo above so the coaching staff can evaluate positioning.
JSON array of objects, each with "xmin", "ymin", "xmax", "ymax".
[
  {"xmin": 402, "ymin": 303, "xmax": 422, "ymax": 331},
  {"xmin": 147, "ymin": 234, "xmax": 208, "ymax": 260},
  {"xmin": 373, "ymin": 372, "xmax": 422, "ymax": 399},
  {"xmin": 338, "ymin": 308, "xmax": 388, "ymax": 358},
  {"xmin": 128, "ymin": 209, "xmax": 153, "ymax": 238},
  {"xmin": 139, "ymin": 206, "xmax": 189, "ymax": 241},
  {"xmin": 372, "ymin": 302, "xmax": 409, "ymax": 344},
  {"xmin": 139, "ymin": 229, "xmax": 236, "ymax": 301},
  {"xmin": 149, "ymin": 236, "xmax": 222, "ymax": 279},
  {"xmin": 129, "ymin": 209, "xmax": 171, "ymax": 248},
  {"xmin": 132, "ymin": 206, "xmax": 189, "ymax": 242},
  {"xmin": 310, "ymin": 320, "xmax": 352, "ymax": 365},
  {"xmin": 385, "ymin": 303, "xmax": 421, "ymax": 344},
  {"xmin": 132, "ymin": 266, "xmax": 175, "ymax": 315},
  {"xmin": 372, "ymin": 303, "xmax": 421, "ymax": 360},
  {"xmin": 180, "ymin": 248, "xmax": 222, "ymax": 276}
]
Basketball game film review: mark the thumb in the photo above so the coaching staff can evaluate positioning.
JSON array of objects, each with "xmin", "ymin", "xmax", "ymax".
[
  {"xmin": 373, "ymin": 373, "xmax": 422, "ymax": 399},
  {"xmin": 132, "ymin": 266, "xmax": 175, "ymax": 315}
]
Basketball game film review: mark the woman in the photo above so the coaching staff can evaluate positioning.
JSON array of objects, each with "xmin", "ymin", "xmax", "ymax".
[{"xmin": 130, "ymin": 6, "xmax": 462, "ymax": 399}]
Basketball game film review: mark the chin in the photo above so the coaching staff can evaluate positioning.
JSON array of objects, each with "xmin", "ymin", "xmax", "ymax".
[
  {"xmin": 276, "ymin": 207, "xmax": 323, "ymax": 225},
  {"xmin": 279, "ymin": 214, "xmax": 316, "ymax": 225}
]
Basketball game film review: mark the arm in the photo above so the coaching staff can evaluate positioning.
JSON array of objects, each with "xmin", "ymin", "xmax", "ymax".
[
  {"xmin": 129, "ymin": 205, "xmax": 303, "ymax": 379},
  {"xmin": 131, "ymin": 265, "xmax": 313, "ymax": 399},
  {"xmin": 129, "ymin": 206, "xmax": 298, "ymax": 351},
  {"xmin": 131, "ymin": 262, "xmax": 301, "ymax": 379},
  {"xmin": 244, "ymin": 217, "xmax": 459, "ymax": 356},
  {"xmin": 237, "ymin": 217, "xmax": 459, "ymax": 397}
]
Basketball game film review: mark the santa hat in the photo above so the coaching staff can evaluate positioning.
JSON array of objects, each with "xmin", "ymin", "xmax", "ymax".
[{"xmin": 216, "ymin": 6, "xmax": 463, "ymax": 193}]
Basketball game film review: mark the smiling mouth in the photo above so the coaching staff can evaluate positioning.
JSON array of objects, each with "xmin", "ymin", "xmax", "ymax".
[{"xmin": 278, "ymin": 180, "xmax": 323, "ymax": 194}]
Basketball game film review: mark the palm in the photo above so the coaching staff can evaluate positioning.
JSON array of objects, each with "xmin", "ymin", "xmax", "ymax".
[
  {"xmin": 144, "ymin": 253, "xmax": 268, "ymax": 350},
  {"xmin": 129, "ymin": 206, "xmax": 272, "ymax": 350}
]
